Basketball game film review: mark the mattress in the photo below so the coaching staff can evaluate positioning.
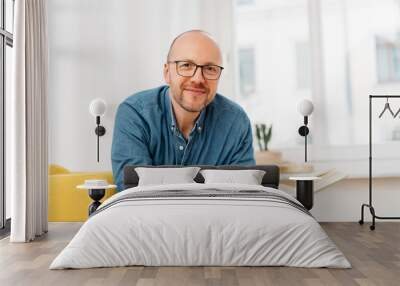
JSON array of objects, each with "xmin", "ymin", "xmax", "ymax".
[{"xmin": 50, "ymin": 183, "xmax": 351, "ymax": 269}]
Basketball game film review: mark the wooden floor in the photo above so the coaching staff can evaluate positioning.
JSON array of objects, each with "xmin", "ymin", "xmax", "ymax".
[{"xmin": 0, "ymin": 222, "xmax": 399, "ymax": 286}]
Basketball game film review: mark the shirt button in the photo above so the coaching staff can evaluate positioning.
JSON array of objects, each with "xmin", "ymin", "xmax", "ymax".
[
  {"xmin": 179, "ymin": 145, "xmax": 184, "ymax": 151},
  {"xmin": 197, "ymin": 126, "xmax": 202, "ymax": 132}
]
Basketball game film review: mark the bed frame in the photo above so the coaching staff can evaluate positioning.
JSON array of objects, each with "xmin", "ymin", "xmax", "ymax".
[{"xmin": 123, "ymin": 165, "xmax": 280, "ymax": 190}]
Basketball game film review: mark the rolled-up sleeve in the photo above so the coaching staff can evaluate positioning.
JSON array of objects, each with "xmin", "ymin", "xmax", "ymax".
[{"xmin": 111, "ymin": 102, "xmax": 152, "ymax": 191}]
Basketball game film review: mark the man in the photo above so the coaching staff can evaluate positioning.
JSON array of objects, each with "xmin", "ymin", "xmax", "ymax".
[{"xmin": 111, "ymin": 30, "xmax": 255, "ymax": 191}]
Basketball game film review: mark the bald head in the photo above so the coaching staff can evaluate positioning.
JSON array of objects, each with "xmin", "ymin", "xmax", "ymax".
[
  {"xmin": 167, "ymin": 30, "xmax": 222, "ymax": 65},
  {"xmin": 163, "ymin": 30, "xmax": 223, "ymax": 117}
]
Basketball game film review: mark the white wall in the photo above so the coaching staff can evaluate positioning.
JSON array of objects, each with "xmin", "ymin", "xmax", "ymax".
[
  {"xmin": 279, "ymin": 172, "xmax": 400, "ymax": 222},
  {"xmin": 48, "ymin": 0, "xmax": 235, "ymax": 171},
  {"xmin": 312, "ymin": 177, "xmax": 400, "ymax": 222}
]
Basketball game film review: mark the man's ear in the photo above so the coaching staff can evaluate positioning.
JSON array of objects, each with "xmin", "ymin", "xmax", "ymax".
[{"xmin": 163, "ymin": 63, "xmax": 170, "ymax": 84}]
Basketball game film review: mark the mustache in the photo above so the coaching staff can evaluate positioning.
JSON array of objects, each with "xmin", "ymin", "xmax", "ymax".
[{"xmin": 183, "ymin": 84, "xmax": 208, "ymax": 92}]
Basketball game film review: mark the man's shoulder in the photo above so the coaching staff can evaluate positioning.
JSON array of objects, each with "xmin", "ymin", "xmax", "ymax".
[
  {"xmin": 122, "ymin": 85, "xmax": 167, "ymax": 111},
  {"xmin": 210, "ymin": 93, "xmax": 248, "ymax": 119}
]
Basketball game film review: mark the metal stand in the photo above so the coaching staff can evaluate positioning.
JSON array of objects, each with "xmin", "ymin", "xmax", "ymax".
[
  {"xmin": 88, "ymin": 188, "xmax": 105, "ymax": 216},
  {"xmin": 359, "ymin": 95, "xmax": 400, "ymax": 230},
  {"xmin": 296, "ymin": 180, "xmax": 314, "ymax": 210},
  {"xmin": 289, "ymin": 177, "xmax": 319, "ymax": 210}
]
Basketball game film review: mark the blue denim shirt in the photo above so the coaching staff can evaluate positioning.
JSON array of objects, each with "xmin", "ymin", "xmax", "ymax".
[{"xmin": 111, "ymin": 85, "xmax": 255, "ymax": 191}]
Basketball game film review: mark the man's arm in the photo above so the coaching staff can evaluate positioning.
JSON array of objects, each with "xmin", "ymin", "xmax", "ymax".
[
  {"xmin": 111, "ymin": 102, "xmax": 152, "ymax": 191},
  {"xmin": 230, "ymin": 113, "xmax": 256, "ymax": 165}
]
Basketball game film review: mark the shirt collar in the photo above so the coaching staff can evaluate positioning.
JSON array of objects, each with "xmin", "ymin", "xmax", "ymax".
[{"xmin": 165, "ymin": 87, "xmax": 206, "ymax": 134}]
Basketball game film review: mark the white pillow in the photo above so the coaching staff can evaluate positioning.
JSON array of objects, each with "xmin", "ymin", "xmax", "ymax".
[
  {"xmin": 200, "ymin": 169, "xmax": 266, "ymax": 185},
  {"xmin": 135, "ymin": 167, "xmax": 201, "ymax": 186}
]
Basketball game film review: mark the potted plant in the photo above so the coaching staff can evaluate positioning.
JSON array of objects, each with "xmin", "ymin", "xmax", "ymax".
[{"xmin": 254, "ymin": 123, "xmax": 282, "ymax": 164}]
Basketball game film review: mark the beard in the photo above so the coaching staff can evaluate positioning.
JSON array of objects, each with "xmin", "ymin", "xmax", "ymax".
[{"xmin": 171, "ymin": 83, "xmax": 211, "ymax": 113}]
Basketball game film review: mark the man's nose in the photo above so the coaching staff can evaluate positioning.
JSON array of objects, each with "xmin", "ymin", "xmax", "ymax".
[{"xmin": 191, "ymin": 66, "xmax": 206, "ymax": 83}]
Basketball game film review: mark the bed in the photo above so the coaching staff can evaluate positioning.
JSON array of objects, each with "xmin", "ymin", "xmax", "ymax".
[{"xmin": 50, "ymin": 165, "xmax": 351, "ymax": 269}]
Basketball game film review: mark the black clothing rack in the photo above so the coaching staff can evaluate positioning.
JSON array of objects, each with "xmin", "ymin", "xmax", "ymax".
[{"xmin": 359, "ymin": 95, "xmax": 400, "ymax": 230}]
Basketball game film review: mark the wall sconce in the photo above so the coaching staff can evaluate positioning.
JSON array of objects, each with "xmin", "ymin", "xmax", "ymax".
[
  {"xmin": 89, "ymin": 98, "xmax": 107, "ymax": 162},
  {"xmin": 297, "ymin": 99, "xmax": 314, "ymax": 162}
]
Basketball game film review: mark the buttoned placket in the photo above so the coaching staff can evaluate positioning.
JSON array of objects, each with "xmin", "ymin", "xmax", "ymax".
[
  {"xmin": 170, "ymin": 124, "xmax": 203, "ymax": 165},
  {"xmin": 180, "ymin": 134, "xmax": 193, "ymax": 165},
  {"xmin": 180, "ymin": 124, "xmax": 203, "ymax": 165},
  {"xmin": 170, "ymin": 126, "xmax": 187, "ymax": 164}
]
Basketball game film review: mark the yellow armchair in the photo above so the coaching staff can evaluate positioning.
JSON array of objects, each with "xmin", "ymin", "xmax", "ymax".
[{"xmin": 48, "ymin": 164, "xmax": 116, "ymax": 222}]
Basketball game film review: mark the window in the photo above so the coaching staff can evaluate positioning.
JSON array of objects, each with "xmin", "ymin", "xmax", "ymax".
[
  {"xmin": 235, "ymin": 0, "xmax": 400, "ymax": 164},
  {"xmin": 238, "ymin": 47, "xmax": 256, "ymax": 96},
  {"xmin": 376, "ymin": 35, "xmax": 400, "ymax": 83},
  {"xmin": 1, "ymin": 0, "xmax": 14, "ymax": 233}
]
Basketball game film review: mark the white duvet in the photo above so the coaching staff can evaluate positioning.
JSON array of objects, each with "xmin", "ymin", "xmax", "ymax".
[{"xmin": 50, "ymin": 183, "xmax": 351, "ymax": 269}]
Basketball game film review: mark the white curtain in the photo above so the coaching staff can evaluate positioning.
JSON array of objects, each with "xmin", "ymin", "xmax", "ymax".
[{"xmin": 9, "ymin": 0, "xmax": 48, "ymax": 242}]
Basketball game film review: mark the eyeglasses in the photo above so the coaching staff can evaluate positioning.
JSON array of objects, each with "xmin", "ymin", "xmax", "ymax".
[{"xmin": 168, "ymin": 60, "xmax": 224, "ymax": 80}]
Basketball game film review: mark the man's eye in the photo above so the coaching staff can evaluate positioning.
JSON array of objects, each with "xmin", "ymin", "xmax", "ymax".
[
  {"xmin": 205, "ymin": 66, "xmax": 218, "ymax": 73},
  {"xmin": 180, "ymin": 63, "xmax": 194, "ymax": 68}
]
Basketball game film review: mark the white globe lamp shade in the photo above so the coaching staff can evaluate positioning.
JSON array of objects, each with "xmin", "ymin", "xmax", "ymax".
[
  {"xmin": 298, "ymin": 99, "xmax": 314, "ymax": 116},
  {"xmin": 89, "ymin": 98, "xmax": 107, "ymax": 117}
]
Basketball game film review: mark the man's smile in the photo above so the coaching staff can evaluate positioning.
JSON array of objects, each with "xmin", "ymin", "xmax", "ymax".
[{"xmin": 184, "ymin": 88, "xmax": 207, "ymax": 96}]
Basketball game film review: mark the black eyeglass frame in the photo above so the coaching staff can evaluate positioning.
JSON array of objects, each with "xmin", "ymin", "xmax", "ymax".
[{"xmin": 167, "ymin": 60, "xmax": 224, "ymax": 80}]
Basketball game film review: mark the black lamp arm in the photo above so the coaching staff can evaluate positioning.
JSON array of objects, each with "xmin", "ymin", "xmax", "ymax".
[
  {"xmin": 94, "ymin": 116, "xmax": 106, "ymax": 162},
  {"xmin": 298, "ymin": 115, "xmax": 310, "ymax": 163}
]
